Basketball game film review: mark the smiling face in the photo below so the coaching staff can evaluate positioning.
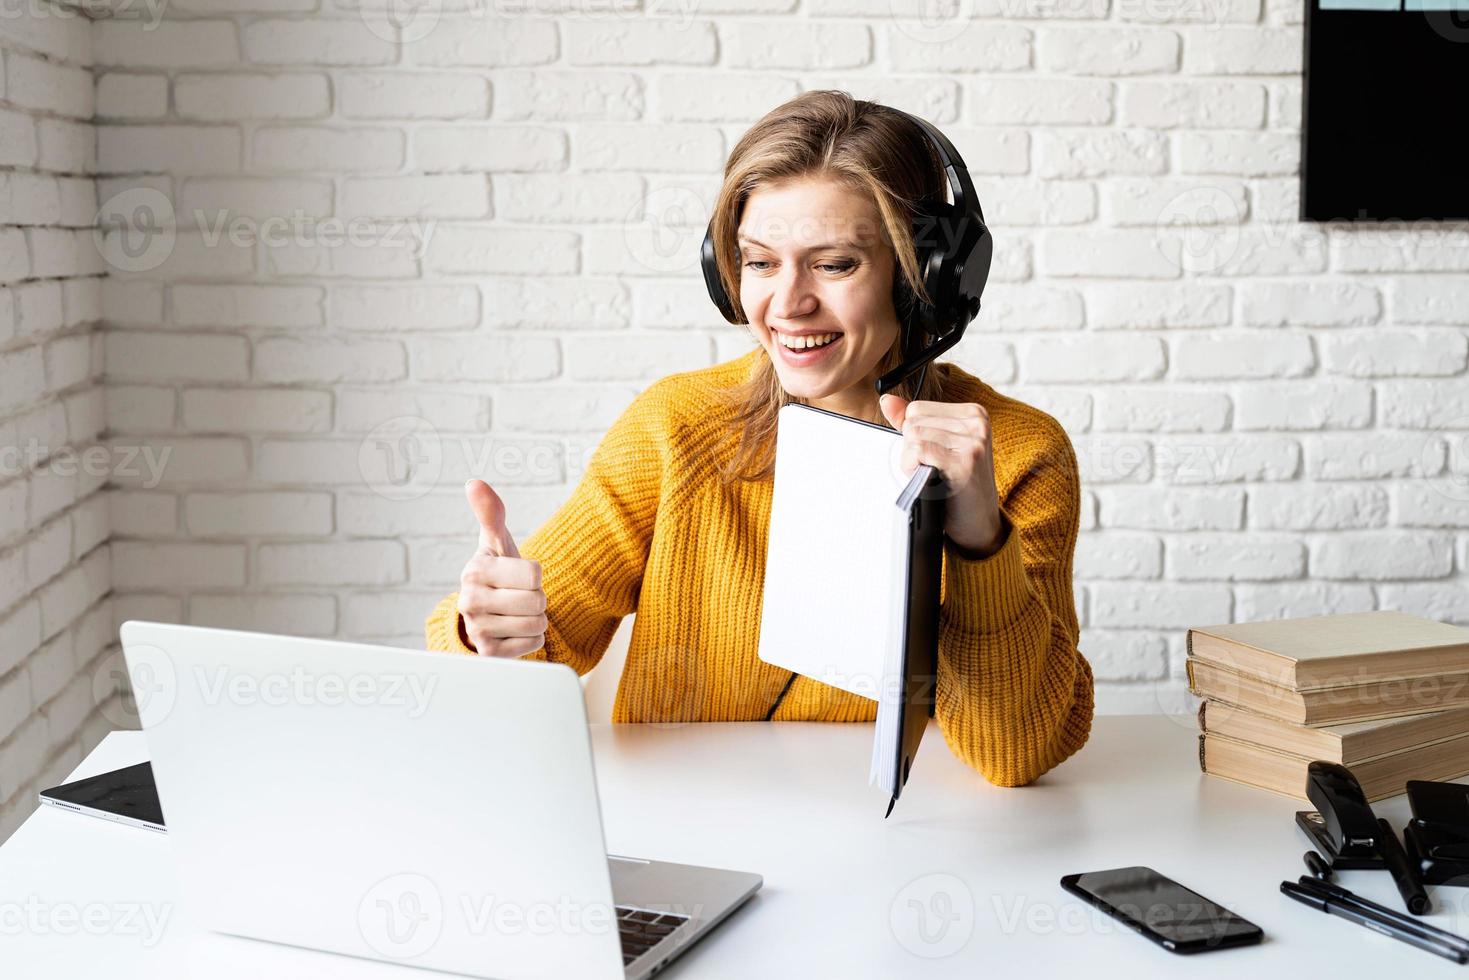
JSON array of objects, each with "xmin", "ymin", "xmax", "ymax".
[{"xmin": 736, "ymin": 176, "xmax": 903, "ymax": 424}]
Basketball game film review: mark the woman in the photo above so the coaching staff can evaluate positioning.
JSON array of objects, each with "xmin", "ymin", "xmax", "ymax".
[{"xmin": 426, "ymin": 91, "xmax": 1093, "ymax": 787}]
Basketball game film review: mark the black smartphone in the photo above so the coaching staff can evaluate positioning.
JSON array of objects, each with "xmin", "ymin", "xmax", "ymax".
[{"xmin": 1060, "ymin": 866, "xmax": 1263, "ymax": 954}]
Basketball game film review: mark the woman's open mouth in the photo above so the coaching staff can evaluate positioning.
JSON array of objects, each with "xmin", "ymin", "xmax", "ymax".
[{"xmin": 772, "ymin": 329, "xmax": 843, "ymax": 367}]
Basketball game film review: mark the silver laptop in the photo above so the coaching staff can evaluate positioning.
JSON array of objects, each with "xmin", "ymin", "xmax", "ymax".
[{"xmin": 119, "ymin": 620, "xmax": 761, "ymax": 980}]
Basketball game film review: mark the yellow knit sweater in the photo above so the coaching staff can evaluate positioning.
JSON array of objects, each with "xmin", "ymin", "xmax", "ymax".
[{"xmin": 426, "ymin": 348, "xmax": 1094, "ymax": 787}]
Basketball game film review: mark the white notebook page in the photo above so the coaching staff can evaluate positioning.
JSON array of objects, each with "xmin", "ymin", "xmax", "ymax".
[{"xmin": 757, "ymin": 404, "xmax": 912, "ymax": 702}]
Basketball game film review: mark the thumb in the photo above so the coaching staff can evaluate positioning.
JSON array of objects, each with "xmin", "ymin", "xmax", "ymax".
[
  {"xmin": 879, "ymin": 392, "xmax": 908, "ymax": 431},
  {"xmin": 465, "ymin": 479, "xmax": 521, "ymax": 559}
]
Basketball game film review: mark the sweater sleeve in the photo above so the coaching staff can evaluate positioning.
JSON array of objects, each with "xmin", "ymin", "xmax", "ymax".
[
  {"xmin": 424, "ymin": 383, "xmax": 671, "ymax": 675},
  {"xmin": 931, "ymin": 425, "xmax": 1095, "ymax": 787}
]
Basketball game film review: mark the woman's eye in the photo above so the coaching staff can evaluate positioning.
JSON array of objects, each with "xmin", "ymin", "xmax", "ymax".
[{"xmin": 742, "ymin": 260, "xmax": 853, "ymax": 273}]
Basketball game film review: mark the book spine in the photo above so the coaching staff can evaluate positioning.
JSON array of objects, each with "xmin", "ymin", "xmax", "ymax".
[
  {"xmin": 1197, "ymin": 733, "xmax": 1207, "ymax": 773},
  {"xmin": 1197, "ymin": 698, "xmax": 1207, "ymax": 731}
]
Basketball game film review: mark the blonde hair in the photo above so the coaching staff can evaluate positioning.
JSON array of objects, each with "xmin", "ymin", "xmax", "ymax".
[{"xmin": 711, "ymin": 90, "xmax": 955, "ymax": 484}]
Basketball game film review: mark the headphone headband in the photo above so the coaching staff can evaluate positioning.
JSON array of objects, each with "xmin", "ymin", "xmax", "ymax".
[{"xmin": 699, "ymin": 105, "xmax": 993, "ymax": 396}]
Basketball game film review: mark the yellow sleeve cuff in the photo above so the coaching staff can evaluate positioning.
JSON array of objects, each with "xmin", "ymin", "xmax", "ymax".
[
  {"xmin": 424, "ymin": 591, "xmax": 552, "ymax": 663},
  {"xmin": 425, "ymin": 592, "xmax": 477, "ymax": 655}
]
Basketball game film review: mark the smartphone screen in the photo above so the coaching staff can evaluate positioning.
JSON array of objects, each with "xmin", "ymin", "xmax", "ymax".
[{"xmin": 1060, "ymin": 866, "xmax": 1263, "ymax": 954}]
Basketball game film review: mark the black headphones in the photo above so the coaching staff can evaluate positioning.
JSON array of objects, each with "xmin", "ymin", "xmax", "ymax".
[{"xmin": 699, "ymin": 106, "xmax": 993, "ymax": 396}]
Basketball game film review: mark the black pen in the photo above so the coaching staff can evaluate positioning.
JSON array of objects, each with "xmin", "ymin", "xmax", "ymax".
[
  {"xmin": 1280, "ymin": 881, "xmax": 1468, "ymax": 964},
  {"xmin": 1293, "ymin": 876, "xmax": 1469, "ymax": 951},
  {"xmin": 1378, "ymin": 818, "xmax": 1432, "ymax": 915}
]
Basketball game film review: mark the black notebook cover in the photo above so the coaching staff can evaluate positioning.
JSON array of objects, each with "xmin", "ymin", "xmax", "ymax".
[{"xmin": 882, "ymin": 466, "xmax": 946, "ymax": 814}]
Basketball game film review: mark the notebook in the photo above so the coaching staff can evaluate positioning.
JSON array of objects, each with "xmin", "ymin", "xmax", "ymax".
[{"xmin": 756, "ymin": 403, "xmax": 946, "ymax": 814}]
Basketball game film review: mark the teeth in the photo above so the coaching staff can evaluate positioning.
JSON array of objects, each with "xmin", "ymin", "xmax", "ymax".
[{"xmin": 777, "ymin": 331, "xmax": 837, "ymax": 350}]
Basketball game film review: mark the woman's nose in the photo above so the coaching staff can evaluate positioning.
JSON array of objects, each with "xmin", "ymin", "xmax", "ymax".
[{"xmin": 769, "ymin": 265, "xmax": 815, "ymax": 320}]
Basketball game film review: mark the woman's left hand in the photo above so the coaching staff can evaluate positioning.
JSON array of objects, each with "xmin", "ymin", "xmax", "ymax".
[{"xmin": 879, "ymin": 393, "xmax": 1005, "ymax": 559}]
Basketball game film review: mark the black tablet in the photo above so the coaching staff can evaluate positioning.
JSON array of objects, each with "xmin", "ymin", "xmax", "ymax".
[{"xmin": 38, "ymin": 762, "xmax": 166, "ymax": 833}]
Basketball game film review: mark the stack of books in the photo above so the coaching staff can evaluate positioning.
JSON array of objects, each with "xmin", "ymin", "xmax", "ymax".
[{"xmin": 1188, "ymin": 609, "xmax": 1469, "ymax": 801}]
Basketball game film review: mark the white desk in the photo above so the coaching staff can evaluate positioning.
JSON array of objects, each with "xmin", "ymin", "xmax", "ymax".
[{"xmin": 4, "ymin": 715, "xmax": 1468, "ymax": 978}]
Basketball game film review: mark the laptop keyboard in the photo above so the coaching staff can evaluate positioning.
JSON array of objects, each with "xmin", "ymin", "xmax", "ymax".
[{"xmin": 616, "ymin": 905, "xmax": 689, "ymax": 967}]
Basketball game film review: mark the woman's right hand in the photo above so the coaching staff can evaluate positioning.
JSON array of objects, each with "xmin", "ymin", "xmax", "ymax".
[{"xmin": 457, "ymin": 479, "xmax": 548, "ymax": 657}]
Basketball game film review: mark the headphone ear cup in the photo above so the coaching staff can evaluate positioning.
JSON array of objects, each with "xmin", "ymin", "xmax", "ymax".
[
  {"xmin": 701, "ymin": 222, "xmax": 743, "ymax": 324},
  {"xmin": 892, "ymin": 275, "xmax": 916, "ymax": 334},
  {"xmin": 895, "ymin": 211, "xmax": 941, "ymax": 354}
]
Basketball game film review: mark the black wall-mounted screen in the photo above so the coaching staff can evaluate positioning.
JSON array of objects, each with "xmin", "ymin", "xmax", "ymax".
[{"xmin": 1302, "ymin": 0, "xmax": 1469, "ymax": 221}]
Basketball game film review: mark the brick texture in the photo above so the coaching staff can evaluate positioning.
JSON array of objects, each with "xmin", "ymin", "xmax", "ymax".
[{"xmin": 1, "ymin": 2, "xmax": 1465, "ymax": 844}]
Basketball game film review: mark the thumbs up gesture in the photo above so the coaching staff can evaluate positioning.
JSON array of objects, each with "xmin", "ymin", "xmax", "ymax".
[{"xmin": 456, "ymin": 479, "xmax": 548, "ymax": 657}]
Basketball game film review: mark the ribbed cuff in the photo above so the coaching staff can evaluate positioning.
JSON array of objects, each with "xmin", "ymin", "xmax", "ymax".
[
  {"xmin": 424, "ymin": 591, "xmax": 552, "ymax": 663},
  {"xmin": 939, "ymin": 510, "xmax": 1034, "ymax": 636},
  {"xmin": 425, "ymin": 592, "xmax": 477, "ymax": 655}
]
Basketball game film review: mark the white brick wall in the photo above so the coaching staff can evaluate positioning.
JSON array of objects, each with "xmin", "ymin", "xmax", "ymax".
[
  {"xmin": 0, "ymin": 3, "xmax": 120, "ymax": 845},
  {"xmin": 75, "ymin": 5, "xmax": 1469, "ymax": 686},
  {"xmin": 2, "ymin": 2, "xmax": 1467, "ymax": 840}
]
